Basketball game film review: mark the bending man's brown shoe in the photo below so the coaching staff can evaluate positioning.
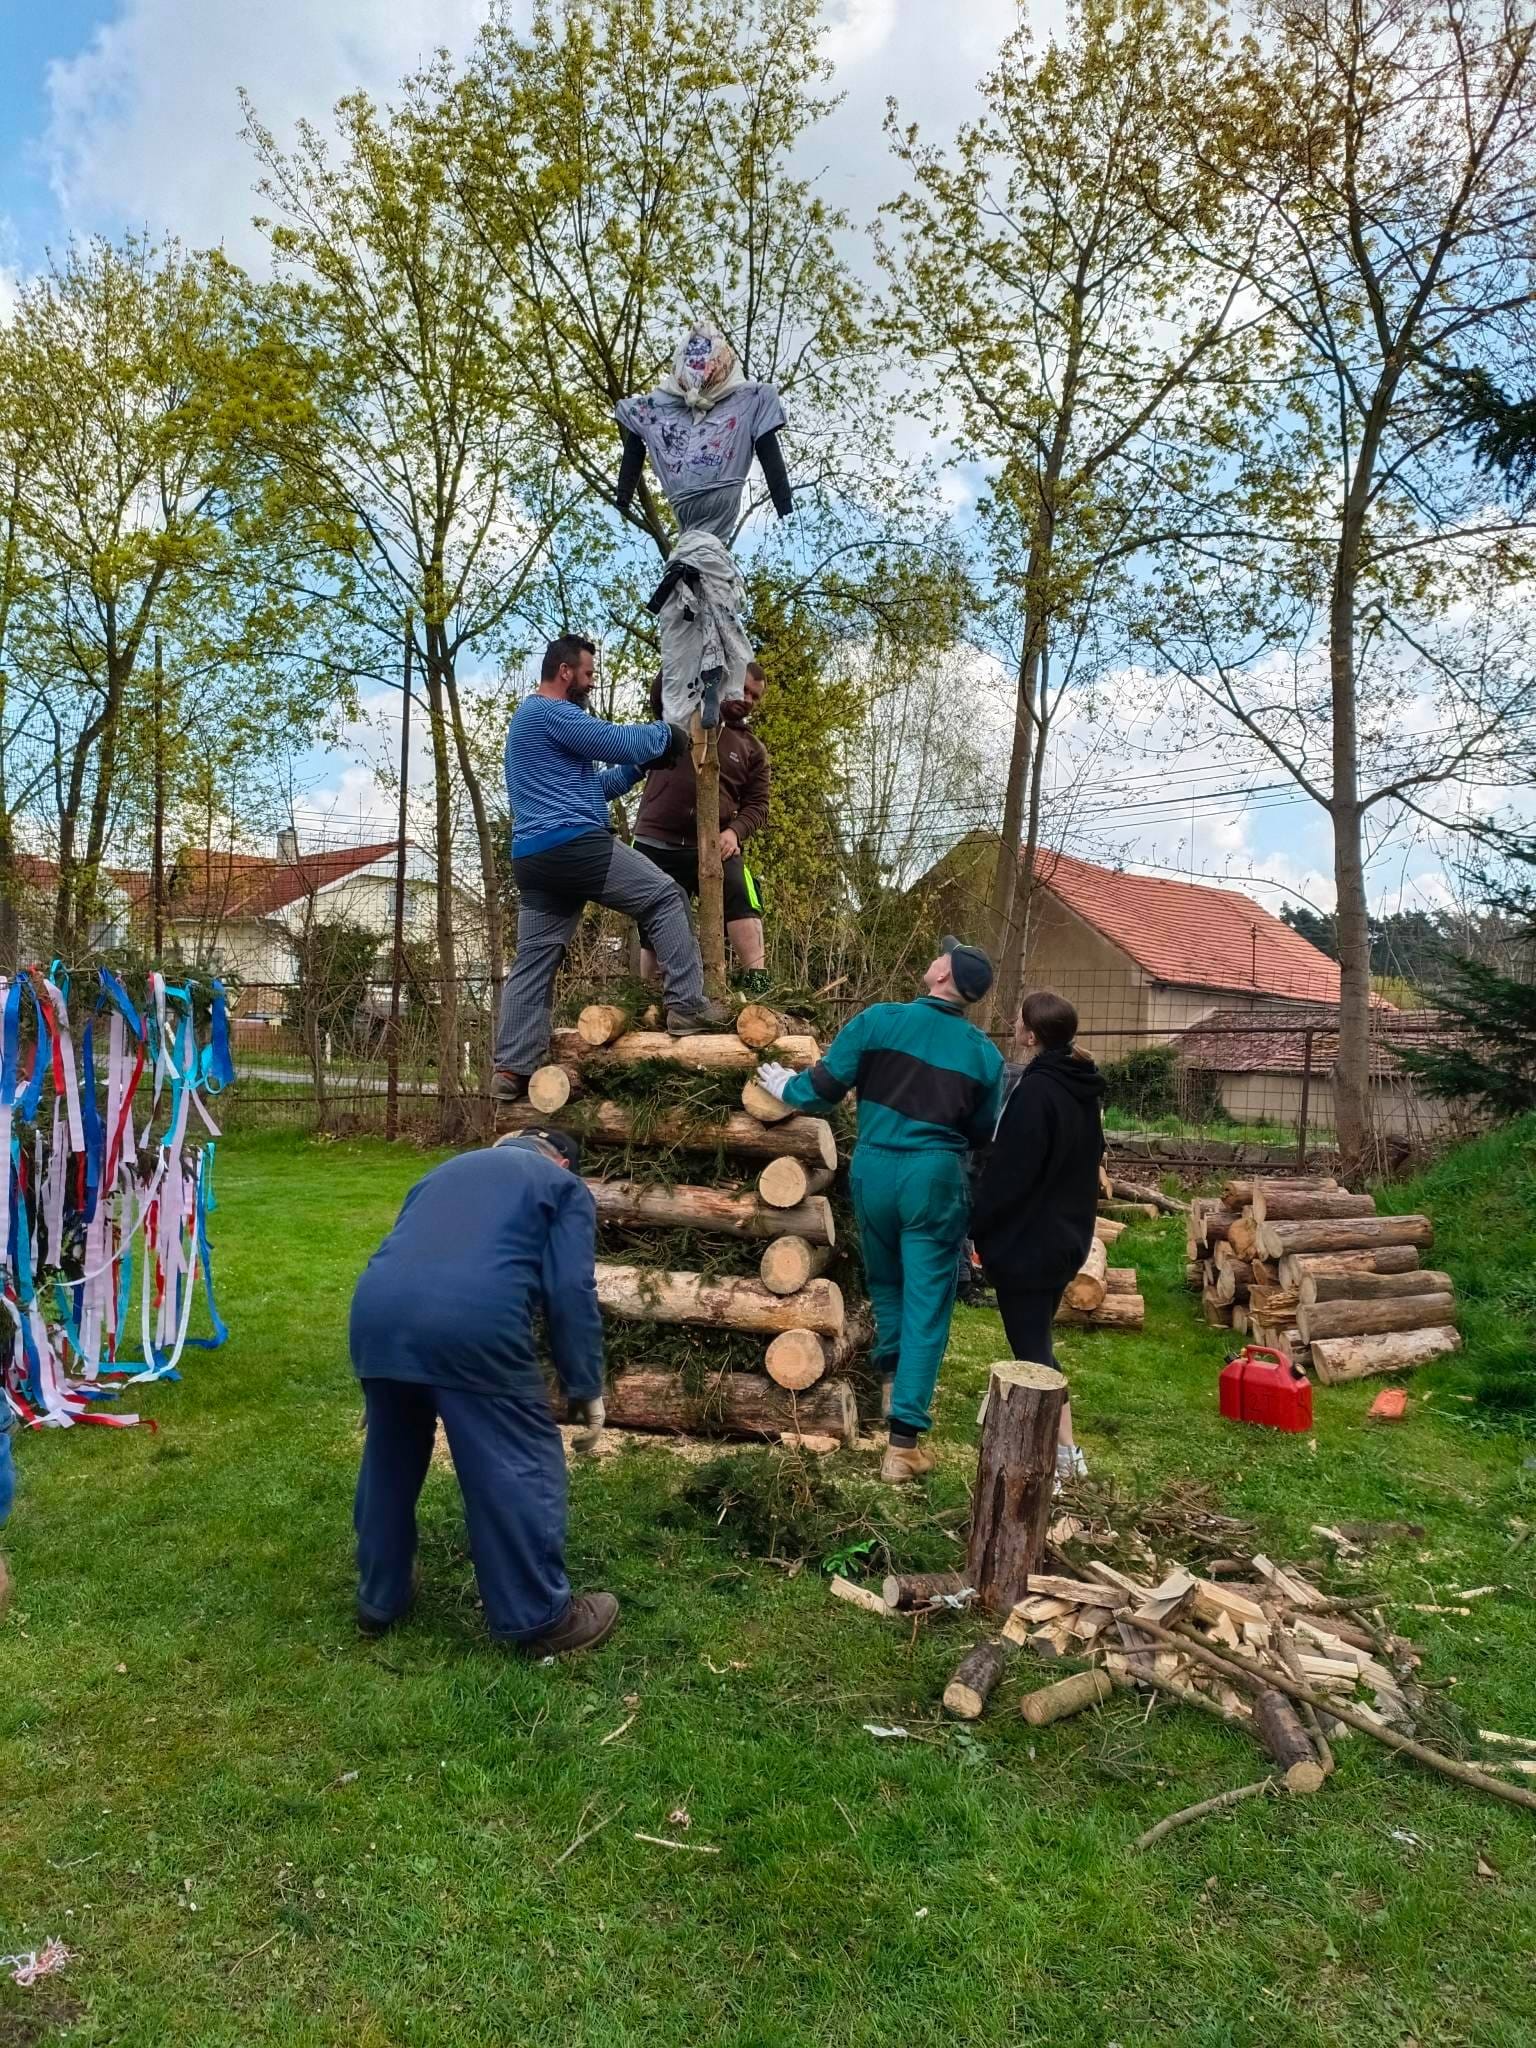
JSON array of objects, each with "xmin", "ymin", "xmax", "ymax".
[
  {"xmin": 516, "ymin": 1590, "xmax": 619, "ymax": 1658},
  {"xmin": 880, "ymin": 1442, "xmax": 936, "ymax": 1485}
]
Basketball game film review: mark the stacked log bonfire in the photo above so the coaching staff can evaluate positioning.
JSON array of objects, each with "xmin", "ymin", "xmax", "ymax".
[
  {"xmin": 1188, "ymin": 1176, "xmax": 1460, "ymax": 1385},
  {"xmin": 497, "ymin": 999, "xmax": 875, "ymax": 1445}
]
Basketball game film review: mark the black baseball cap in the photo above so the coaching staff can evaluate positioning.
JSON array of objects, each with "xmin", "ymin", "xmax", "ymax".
[
  {"xmin": 494, "ymin": 1127, "xmax": 584, "ymax": 1171},
  {"xmin": 939, "ymin": 934, "xmax": 995, "ymax": 1004}
]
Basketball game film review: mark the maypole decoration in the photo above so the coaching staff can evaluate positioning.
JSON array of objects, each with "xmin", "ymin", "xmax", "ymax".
[{"xmin": 0, "ymin": 965, "xmax": 235, "ymax": 1432}]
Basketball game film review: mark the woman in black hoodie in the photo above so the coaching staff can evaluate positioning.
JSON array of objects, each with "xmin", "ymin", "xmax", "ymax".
[{"xmin": 970, "ymin": 990, "xmax": 1106, "ymax": 1480}]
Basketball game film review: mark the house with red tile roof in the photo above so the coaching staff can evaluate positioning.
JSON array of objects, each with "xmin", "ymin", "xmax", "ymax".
[
  {"xmin": 8, "ymin": 835, "xmax": 478, "ymax": 990},
  {"xmin": 914, "ymin": 832, "xmax": 1357, "ymax": 1051}
]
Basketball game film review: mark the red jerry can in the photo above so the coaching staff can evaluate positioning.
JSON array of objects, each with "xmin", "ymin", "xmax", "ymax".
[{"xmin": 1219, "ymin": 1344, "xmax": 1313, "ymax": 1433}]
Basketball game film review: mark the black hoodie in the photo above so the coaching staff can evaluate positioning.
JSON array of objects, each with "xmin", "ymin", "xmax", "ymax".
[{"xmin": 970, "ymin": 1047, "xmax": 1107, "ymax": 1293}]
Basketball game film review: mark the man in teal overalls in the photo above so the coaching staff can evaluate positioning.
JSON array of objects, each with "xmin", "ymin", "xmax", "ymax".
[{"xmin": 757, "ymin": 939, "xmax": 1003, "ymax": 1482}]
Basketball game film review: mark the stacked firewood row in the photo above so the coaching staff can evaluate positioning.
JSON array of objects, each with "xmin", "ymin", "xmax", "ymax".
[
  {"xmin": 1188, "ymin": 1176, "xmax": 1459, "ymax": 1384},
  {"xmin": 500, "ymin": 1001, "xmax": 875, "ymax": 1445},
  {"xmin": 1053, "ymin": 1166, "xmax": 1179, "ymax": 1334}
]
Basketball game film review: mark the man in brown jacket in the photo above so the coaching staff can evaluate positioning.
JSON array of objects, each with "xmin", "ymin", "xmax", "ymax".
[{"xmin": 633, "ymin": 661, "xmax": 772, "ymax": 994}]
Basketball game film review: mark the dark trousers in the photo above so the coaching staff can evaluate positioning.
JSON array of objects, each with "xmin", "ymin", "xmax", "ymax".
[
  {"xmin": 994, "ymin": 1285, "xmax": 1066, "ymax": 1373},
  {"xmin": 354, "ymin": 1379, "xmax": 570, "ymax": 1642}
]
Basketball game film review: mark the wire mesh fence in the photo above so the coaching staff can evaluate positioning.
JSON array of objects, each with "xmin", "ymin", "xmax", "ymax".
[{"xmin": 217, "ymin": 961, "xmax": 1472, "ymax": 1171}]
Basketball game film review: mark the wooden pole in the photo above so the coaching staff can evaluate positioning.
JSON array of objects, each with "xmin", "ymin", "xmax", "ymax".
[
  {"xmin": 151, "ymin": 633, "xmax": 166, "ymax": 963},
  {"xmin": 694, "ymin": 717, "xmax": 727, "ymax": 1001},
  {"xmin": 966, "ymin": 1362, "xmax": 1069, "ymax": 1615},
  {"xmin": 386, "ymin": 611, "xmax": 413, "ymax": 1142}
]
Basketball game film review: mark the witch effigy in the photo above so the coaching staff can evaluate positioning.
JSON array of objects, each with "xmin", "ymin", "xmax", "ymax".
[{"xmin": 615, "ymin": 325, "xmax": 792, "ymax": 725}]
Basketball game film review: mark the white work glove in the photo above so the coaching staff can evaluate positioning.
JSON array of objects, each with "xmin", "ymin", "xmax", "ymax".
[
  {"xmin": 756, "ymin": 1061, "xmax": 794, "ymax": 1101},
  {"xmin": 571, "ymin": 1396, "xmax": 606, "ymax": 1455}
]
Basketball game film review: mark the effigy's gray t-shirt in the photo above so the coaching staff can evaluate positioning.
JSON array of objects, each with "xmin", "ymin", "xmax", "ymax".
[{"xmin": 616, "ymin": 383, "xmax": 787, "ymax": 543}]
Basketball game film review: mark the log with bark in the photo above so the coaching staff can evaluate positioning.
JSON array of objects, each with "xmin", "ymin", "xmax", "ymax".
[
  {"xmin": 1257, "ymin": 1214, "xmax": 1433, "ymax": 1262},
  {"xmin": 758, "ymin": 1236, "xmax": 834, "ymax": 1296},
  {"xmin": 1061, "ymin": 1236, "xmax": 1109, "ymax": 1312},
  {"xmin": 1057, "ymin": 1292, "xmax": 1145, "ymax": 1330},
  {"xmin": 1106, "ymin": 1267, "xmax": 1138, "ymax": 1295},
  {"xmin": 1250, "ymin": 1186, "xmax": 1378, "ymax": 1224},
  {"xmin": 1252, "ymin": 1689, "xmax": 1328, "ymax": 1794},
  {"xmin": 1297, "ymin": 1293, "xmax": 1457, "ymax": 1345},
  {"xmin": 1214, "ymin": 1259, "xmax": 1253, "ymax": 1306},
  {"xmin": 1107, "ymin": 1177, "xmax": 1187, "ymax": 1215},
  {"xmin": 967, "ymin": 1362, "xmax": 1069, "ymax": 1615},
  {"xmin": 943, "ymin": 1642, "xmax": 1011, "ymax": 1721},
  {"xmin": 552, "ymin": 1028, "xmax": 820, "ymax": 1073},
  {"xmin": 1222, "ymin": 1175, "xmax": 1337, "ymax": 1208},
  {"xmin": 1277, "ymin": 1244, "xmax": 1420, "ymax": 1288},
  {"xmin": 586, "ymin": 1179, "xmax": 835, "ymax": 1246},
  {"xmin": 883, "ymin": 1570, "xmax": 972, "ymax": 1611},
  {"xmin": 1196, "ymin": 1206, "xmax": 1242, "ymax": 1249},
  {"xmin": 1298, "ymin": 1268, "xmax": 1454, "ymax": 1305},
  {"xmin": 1093, "ymin": 1216, "xmax": 1127, "ymax": 1245},
  {"xmin": 1309, "ymin": 1326, "xmax": 1462, "ymax": 1386},
  {"xmin": 497, "ymin": 1099, "xmax": 838, "ymax": 1169},
  {"xmin": 764, "ymin": 1306, "xmax": 874, "ymax": 1389},
  {"xmin": 756, "ymin": 1157, "xmax": 835, "ymax": 1209},
  {"xmin": 600, "ymin": 1368, "xmax": 858, "ymax": 1446},
  {"xmin": 1099, "ymin": 1199, "xmax": 1161, "ymax": 1219},
  {"xmin": 1227, "ymin": 1214, "xmax": 1261, "ymax": 1262},
  {"xmin": 576, "ymin": 1003, "xmax": 634, "ymax": 1046},
  {"xmin": 595, "ymin": 1262, "xmax": 845, "ymax": 1336},
  {"xmin": 1019, "ymin": 1669, "xmax": 1113, "ymax": 1725}
]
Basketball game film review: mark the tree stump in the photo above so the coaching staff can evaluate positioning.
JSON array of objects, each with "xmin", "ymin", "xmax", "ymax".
[{"xmin": 966, "ymin": 1362, "xmax": 1069, "ymax": 1616}]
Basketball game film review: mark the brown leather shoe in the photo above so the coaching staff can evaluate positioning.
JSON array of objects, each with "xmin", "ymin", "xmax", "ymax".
[
  {"xmin": 666, "ymin": 1000, "xmax": 734, "ymax": 1036},
  {"xmin": 516, "ymin": 1590, "xmax": 619, "ymax": 1658},
  {"xmin": 492, "ymin": 1070, "xmax": 529, "ymax": 1103},
  {"xmin": 880, "ymin": 1442, "xmax": 936, "ymax": 1484}
]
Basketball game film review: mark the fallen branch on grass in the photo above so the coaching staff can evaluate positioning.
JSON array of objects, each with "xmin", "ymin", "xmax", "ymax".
[{"xmin": 1135, "ymin": 1778, "xmax": 1276, "ymax": 1851}]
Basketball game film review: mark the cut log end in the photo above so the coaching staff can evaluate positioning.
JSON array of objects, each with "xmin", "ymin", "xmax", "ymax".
[
  {"xmin": 942, "ymin": 1641, "xmax": 1010, "ymax": 1721},
  {"xmin": 1019, "ymin": 1668, "xmax": 1113, "ymax": 1726},
  {"xmin": 734, "ymin": 1002, "xmax": 787, "ymax": 1050},
  {"xmin": 741, "ymin": 1077, "xmax": 796, "ymax": 1125},
  {"xmin": 758, "ymin": 1156, "xmax": 813, "ymax": 1209},
  {"xmin": 527, "ymin": 1065, "xmax": 573, "ymax": 1112},
  {"xmin": 575, "ymin": 1003, "xmax": 630, "ymax": 1047},
  {"xmin": 759, "ymin": 1236, "xmax": 833, "ymax": 1297},
  {"xmin": 763, "ymin": 1327, "xmax": 827, "ymax": 1390}
]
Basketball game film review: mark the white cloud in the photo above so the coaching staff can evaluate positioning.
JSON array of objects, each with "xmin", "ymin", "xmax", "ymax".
[
  {"xmin": 820, "ymin": 0, "xmax": 899, "ymax": 68},
  {"xmin": 44, "ymin": 0, "xmax": 494, "ymax": 262}
]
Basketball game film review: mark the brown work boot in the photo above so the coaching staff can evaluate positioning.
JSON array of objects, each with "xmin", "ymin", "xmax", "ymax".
[
  {"xmin": 666, "ymin": 999, "xmax": 734, "ymax": 1036},
  {"xmin": 880, "ymin": 1442, "xmax": 936, "ymax": 1485},
  {"xmin": 492, "ymin": 1070, "xmax": 529, "ymax": 1103},
  {"xmin": 516, "ymin": 1590, "xmax": 619, "ymax": 1658}
]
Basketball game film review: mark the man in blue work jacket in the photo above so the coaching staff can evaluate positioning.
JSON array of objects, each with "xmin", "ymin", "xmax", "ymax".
[
  {"xmin": 349, "ymin": 1129, "xmax": 617, "ymax": 1657},
  {"xmin": 756, "ymin": 938, "xmax": 1004, "ymax": 1483}
]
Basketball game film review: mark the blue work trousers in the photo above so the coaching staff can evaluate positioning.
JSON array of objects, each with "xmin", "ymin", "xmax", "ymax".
[
  {"xmin": 354, "ymin": 1379, "xmax": 570, "ymax": 1643},
  {"xmin": 850, "ymin": 1145, "xmax": 970, "ymax": 1435}
]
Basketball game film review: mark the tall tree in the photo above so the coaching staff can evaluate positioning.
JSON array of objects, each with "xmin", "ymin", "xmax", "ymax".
[
  {"xmin": 879, "ymin": 0, "xmax": 1263, "ymax": 1031},
  {"xmin": 1149, "ymin": 0, "xmax": 1536, "ymax": 1167},
  {"xmin": 244, "ymin": 64, "xmax": 571, "ymax": 1125},
  {"xmin": 0, "ymin": 235, "xmax": 313, "ymax": 954}
]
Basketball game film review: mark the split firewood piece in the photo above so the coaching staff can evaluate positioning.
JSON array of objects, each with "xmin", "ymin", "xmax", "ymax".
[
  {"xmin": 1257, "ymin": 1214, "xmax": 1433, "ymax": 1262},
  {"xmin": 1068, "ymin": 1605, "xmax": 1115, "ymax": 1644},
  {"xmin": 1250, "ymin": 1187, "xmax": 1377, "ymax": 1223},
  {"xmin": 734, "ymin": 1002, "xmax": 788, "ymax": 1050},
  {"xmin": 966, "ymin": 1363, "xmax": 1069, "ymax": 1615},
  {"xmin": 595, "ymin": 1262, "xmax": 845, "ymax": 1336},
  {"xmin": 1252, "ymin": 1690, "xmax": 1329, "ymax": 1793},
  {"xmin": 1309, "ymin": 1326, "xmax": 1461, "ymax": 1385},
  {"xmin": 1061, "ymin": 1237, "xmax": 1109, "ymax": 1313},
  {"xmin": 587, "ymin": 1179, "xmax": 835, "ymax": 1246},
  {"xmin": 1299, "ymin": 1268, "xmax": 1454, "ymax": 1304},
  {"xmin": 1083, "ymin": 1561, "xmax": 1154, "ymax": 1601},
  {"xmin": 1251, "ymin": 1556, "xmax": 1323, "ymax": 1610},
  {"xmin": 757, "ymin": 1156, "xmax": 835, "ymax": 1209},
  {"xmin": 553, "ymin": 1028, "xmax": 820, "ymax": 1073},
  {"xmin": 882, "ymin": 1570, "xmax": 972, "ymax": 1612},
  {"xmin": 528, "ymin": 1064, "xmax": 575, "ymax": 1112},
  {"xmin": 829, "ymin": 1575, "xmax": 890, "ymax": 1617},
  {"xmin": 1025, "ymin": 1575, "xmax": 1122, "ymax": 1604},
  {"xmin": 943, "ymin": 1641, "xmax": 1012, "ymax": 1720},
  {"xmin": 1019, "ymin": 1669, "xmax": 1113, "ymax": 1726},
  {"xmin": 1132, "ymin": 1568, "xmax": 1198, "ymax": 1626},
  {"xmin": 759, "ymin": 1236, "xmax": 834, "ymax": 1297},
  {"xmin": 1297, "ymin": 1293, "xmax": 1457, "ymax": 1345},
  {"xmin": 499, "ymin": 1099, "xmax": 837, "ymax": 1168},
  {"xmin": 763, "ymin": 1328, "xmax": 828, "ymax": 1390},
  {"xmin": 575, "ymin": 1002, "xmax": 633, "ymax": 1047},
  {"xmin": 741, "ymin": 1077, "xmax": 797, "ymax": 1124},
  {"xmin": 1277, "ymin": 1245, "xmax": 1420, "ymax": 1287}
]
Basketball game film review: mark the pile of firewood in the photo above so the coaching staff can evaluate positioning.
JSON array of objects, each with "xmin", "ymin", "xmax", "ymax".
[
  {"xmin": 499, "ymin": 1000, "xmax": 873, "ymax": 1445},
  {"xmin": 1047, "ymin": 1167, "xmax": 1180, "ymax": 1334},
  {"xmin": 1188, "ymin": 1175, "xmax": 1460, "ymax": 1384}
]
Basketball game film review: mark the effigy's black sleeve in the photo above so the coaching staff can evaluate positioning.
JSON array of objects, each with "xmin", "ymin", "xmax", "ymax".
[
  {"xmin": 616, "ymin": 428, "xmax": 647, "ymax": 512},
  {"xmin": 754, "ymin": 429, "xmax": 793, "ymax": 518}
]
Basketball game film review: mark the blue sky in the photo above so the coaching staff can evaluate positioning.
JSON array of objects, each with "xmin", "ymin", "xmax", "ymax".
[{"xmin": 0, "ymin": 0, "xmax": 1484, "ymax": 923}]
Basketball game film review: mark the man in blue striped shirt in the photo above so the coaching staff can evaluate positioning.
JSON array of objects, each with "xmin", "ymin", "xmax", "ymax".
[{"xmin": 494, "ymin": 635, "xmax": 732, "ymax": 1097}]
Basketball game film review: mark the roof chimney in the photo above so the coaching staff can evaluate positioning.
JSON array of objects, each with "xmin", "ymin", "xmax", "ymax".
[{"xmin": 277, "ymin": 828, "xmax": 299, "ymax": 864}]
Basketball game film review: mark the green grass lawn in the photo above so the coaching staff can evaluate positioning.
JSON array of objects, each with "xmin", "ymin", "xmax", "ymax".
[{"xmin": 4, "ymin": 1129, "xmax": 1536, "ymax": 2046}]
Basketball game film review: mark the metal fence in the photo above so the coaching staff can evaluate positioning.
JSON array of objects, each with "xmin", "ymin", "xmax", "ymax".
[{"xmin": 216, "ymin": 963, "xmax": 1472, "ymax": 1172}]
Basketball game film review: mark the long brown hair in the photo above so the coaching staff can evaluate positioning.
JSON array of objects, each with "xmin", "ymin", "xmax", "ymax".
[{"xmin": 1019, "ymin": 989, "xmax": 1079, "ymax": 1053}]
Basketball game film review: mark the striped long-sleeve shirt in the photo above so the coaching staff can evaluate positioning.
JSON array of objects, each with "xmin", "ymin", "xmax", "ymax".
[
  {"xmin": 507, "ymin": 696, "xmax": 672, "ymax": 857},
  {"xmin": 780, "ymin": 996, "xmax": 1004, "ymax": 1153}
]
